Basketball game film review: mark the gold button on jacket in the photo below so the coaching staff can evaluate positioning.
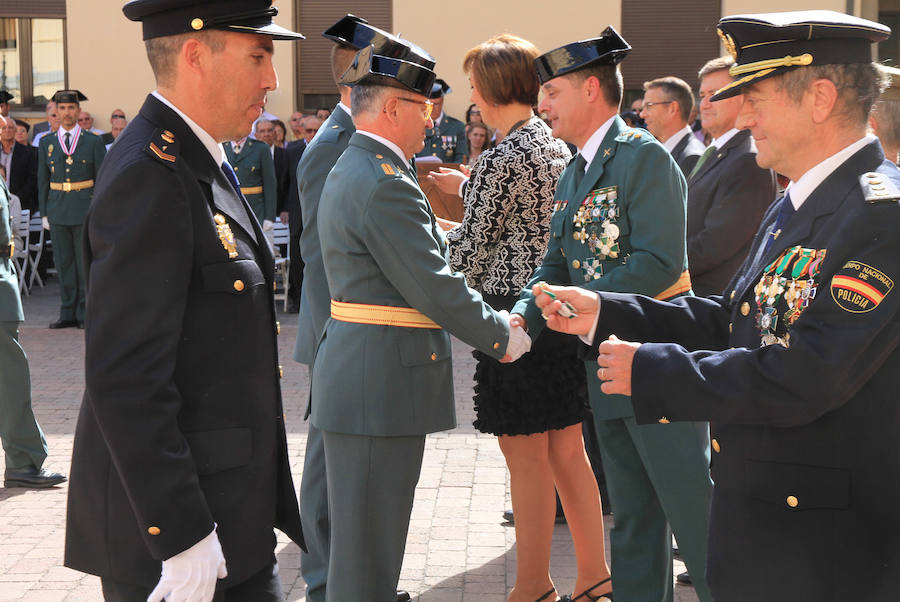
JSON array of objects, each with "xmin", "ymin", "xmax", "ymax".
[
  {"xmin": 233, "ymin": 279, "xmax": 244, "ymax": 292},
  {"xmin": 658, "ymin": 417, "xmax": 670, "ymax": 424},
  {"xmin": 740, "ymin": 302, "xmax": 750, "ymax": 316},
  {"xmin": 711, "ymin": 439, "xmax": 721, "ymax": 453},
  {"xmin": 786, "ymin": 495, "xmax": 799, "ymax": 508},
  {"xmin": 148, "ymin": 526, "xmax": 161, "ymax": 535}
]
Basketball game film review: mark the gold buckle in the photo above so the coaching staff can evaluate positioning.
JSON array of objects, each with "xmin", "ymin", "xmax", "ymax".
[{"xmin": 62, "ymin": 182, "xmax": 72, "ymax": 192}]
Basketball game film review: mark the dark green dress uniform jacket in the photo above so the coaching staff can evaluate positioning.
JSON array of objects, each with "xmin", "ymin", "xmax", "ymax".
[
  {"xmin": 65, "ymin": 94, "xmax": 303, "ymax": 589},
  {"xmin": 588, "ymin": 140, "xmax": 900, "ymax": 601},
  {"xmin": 513, "ymin": 116, "xmax": 689, "ymax": 419},
  {"xmin": 37, "ymin": 129, "xmax": 105, "ymax": 225},
  {"xmin": 417, "ymin": 113, "xmax": 468, "ymax": 164},
  {"xmin": 223, "ymin": 138, "xmax": 277, "ymax": 224},
  {"xmin": 0, "ymin": 176, "xmax": 23, "ymax": 322},
  {"xmin": 312, "ymin": 133, "xmax": 509, "ymax": 437},
  {"xmin": 293, "ymin": 105, "xmax": 354, "ymax": 366}
]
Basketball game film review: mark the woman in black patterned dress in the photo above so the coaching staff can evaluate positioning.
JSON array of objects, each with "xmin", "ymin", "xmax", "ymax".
[{"xmin": 431, "ymin": 35, "xmax": 612, "ymax": 602}]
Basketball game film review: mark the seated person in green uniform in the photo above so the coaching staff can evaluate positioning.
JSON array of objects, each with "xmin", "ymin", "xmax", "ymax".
[{"xmin": 416, "ymin": 78, "xmax": 468, "ymax": 163}]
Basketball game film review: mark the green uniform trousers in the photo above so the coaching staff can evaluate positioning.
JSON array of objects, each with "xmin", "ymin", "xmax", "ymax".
[
  {"xmin": 0, "ymin": 321, "xmax": 48, "ymax": 470},
  {"xmin": 49, "ymin": 223, "xmax": 85, "ymax": 322},
  {"xmin": 593, "ymin": 416, "xmax": 713, "ymax": 602},
  {"xmin": 300, "ymin": 422, "xmax": 328, "ymax": 602},
  {"xmin": 322, "ymin": 431, "xmax": 425, "ymax": 602}
]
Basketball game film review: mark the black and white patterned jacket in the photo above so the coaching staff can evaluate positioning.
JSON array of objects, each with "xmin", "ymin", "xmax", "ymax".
[{"xmin": 446, "ymin": 117, "xmax": 570, "ymax": 296}]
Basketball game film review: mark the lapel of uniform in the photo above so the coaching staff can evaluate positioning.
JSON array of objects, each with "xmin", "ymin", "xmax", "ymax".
[
  {"xmin": 574, "ymin": 117, "xmax": 623, "ymax": 202},
  {"xmin": 735, "ymin": 140, "xmax": 882, "ymax": 300},
  {"xmin": 140, "ymin": 95, "xmax": 259, "ymax": 246}
]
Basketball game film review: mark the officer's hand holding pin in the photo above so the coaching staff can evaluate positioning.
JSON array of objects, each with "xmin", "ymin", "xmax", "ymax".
[{"xmin": 532, "ymin": 282, "xmax": 601, "ymax": 336}]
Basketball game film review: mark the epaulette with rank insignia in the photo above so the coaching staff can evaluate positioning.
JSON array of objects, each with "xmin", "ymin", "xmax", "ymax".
[
  {"xmin": 860, "ymin": 171, "xmax": 900, "ymax": 203},
  {"xmin": 614, "ymin": 128, "xmax": 647, "ymax": 143},
  {"xmin": 146, "ymin": 129, "xmax": 179, "ymax": 168},
  {"xmin": 317, "ymin": 123, "xmax": 345, "ymax": 144},
  {"xmin": 373, "ymin": 153, "xmax": 403, "ymax": 179}
]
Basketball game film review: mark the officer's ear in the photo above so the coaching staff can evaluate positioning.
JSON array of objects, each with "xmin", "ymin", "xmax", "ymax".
[{"xmin": 383, "ymin": 95, "xmax": 401, "ymax": 122}]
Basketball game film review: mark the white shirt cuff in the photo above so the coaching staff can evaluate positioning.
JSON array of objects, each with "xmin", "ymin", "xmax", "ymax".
[{"xmin": 578, "ymin": 299, "xmax": 601, "ymax": 345}]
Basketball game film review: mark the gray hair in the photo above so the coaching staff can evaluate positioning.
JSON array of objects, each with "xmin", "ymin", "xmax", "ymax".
[
  {"xmin": 350, "ymin": 84, "xmax": 393, "ymax": 119},
  {"xmin": 776, "ymin": 63, "xmax": 889, "ymax": 126},
  {"xmin": 698, "ymin": 56, "xmax": 735, "ymax": 80},
  {"xmin": 872, "ymin": 98, "xmax": 900, "ymax": 154}
]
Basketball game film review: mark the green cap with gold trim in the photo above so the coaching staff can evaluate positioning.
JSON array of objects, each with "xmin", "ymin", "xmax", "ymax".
[{"xmin": 711, "ymin": 10, "xmax": 890, "ymax": 101}]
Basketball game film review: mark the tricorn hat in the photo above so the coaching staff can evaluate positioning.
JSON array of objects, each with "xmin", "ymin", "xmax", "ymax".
[
  {"xmin": 340, "ymin": 45, "xmax": 436, "ymax": 96},
  {"xmin": 52, "ymin": 90, "xmax": 88, "ymax": 104},
  {"xmin": 323, "ymin": 14, "xmax": 434, "ymax": 69},
  {"xmin": 534, "ymin": 26, "xmax": 631, "ymax": 85}
]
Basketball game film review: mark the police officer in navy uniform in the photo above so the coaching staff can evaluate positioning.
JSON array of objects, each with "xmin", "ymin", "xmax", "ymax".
[
  {"xmin": 64, "ymin": 2, "xmax": 305, "ymax": 600},
  {"xmin": 37, "ymin": 89, "xmax": 106, "ymax": 329},
  {"xmin": 532, "ymin": 11, "xmax": 900, "ymax": 601},
  {"xmin": 417, "ymin": 79, "xmax": 468, "ymax": 163}
]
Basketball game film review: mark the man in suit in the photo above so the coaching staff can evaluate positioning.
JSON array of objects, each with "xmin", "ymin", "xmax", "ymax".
[
  {"xmin": 64, "ymin": 2, "xmax": 306, "ymax": 600},
  {"xmin": 417, "ymin": 78, "xmax": 468, "ymax": 163},
  {"xmin": 100, "ymin": 110, "xmax": 126, "ymax": 145},
  {"xmin": 293, "ymin": 15, "xmax": 436, "ymax": 601},
  {"xmin": 641, "ymin": 76, "xmax": 705, "ymax": 176},
  {"xmin": 0, "ymin": 116, "xmax": 37, "ymax": 213},
  {"xmin": 313, "ymin": 44, "xmax": 529, "ymax": 601},
  {"xmin": 685, "ymin": 56, "xmax": 777, "ymax": 298},
  {"xmin": 37, "ymin": 89, "xmax": 106, "ymax": 329},
  {"xmin": 532, "ymin": 11, "xmax": 900, "ymax": 601},
  {"xmin": 511, "ymin": 28, "xmax": 714, "ymax": 602},
  {"xmin": 282, "ymin": 135, "xmax": 305, "ymax": 313},
  {"xmin": 223, "ymin": 131, "xmax": 276, "ymax": 228},
  {"xmin": 30, "ymin": 102, "xmax": 55, "ymax": 144},
  {"xmin": 255, "ymin": 118, "xmax": 289, "ymax": 209},
  {"xmin": 0, "ymin": 113, "xmax": 66, "ymax": 491}
]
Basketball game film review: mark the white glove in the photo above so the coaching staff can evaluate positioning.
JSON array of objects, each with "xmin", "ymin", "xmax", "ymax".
[
  {"xmin": 262, "ymin": 219, "xmax": 274, "ymax": 231},
  {"xmin": 498, "ymin": 310, "xmax": 532, "ymax": 362},
  {"xmin": 42, "ymin": 216, "xmax": 50, "ymax": 231},
  {"xmin": 147, "ymin": 528, "xmax": 227, "ymax": 602}
]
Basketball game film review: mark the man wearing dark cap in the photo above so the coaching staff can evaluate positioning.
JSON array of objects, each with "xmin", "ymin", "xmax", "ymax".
[
  {"xmin": 64, "ymin": 2, "xmax": 305, "ymax": 601},
  {"xmin": 313, "ymin": 44, "xmax": 530, "ymax": 600},
  {"xmin": 292, "ymin": 14, "xmax": 434, "ymax": 602},
  {"xmin": 510, "ymin": 27, "xmax": 714, "ymax": 602},
  {"xmin": 416, "ymin": 78, "xmax": 468, "ymax": 163},
  {"xmin": 37, "ymin": 89, "xmax": 105, "ymax": 329},
  {"xmin": 531, "ymin": 10, "xmax": 900, "ymax": 601},
  {"xmin": 0, "ymin": 90, "xmax": 12, "ymax": 118}
]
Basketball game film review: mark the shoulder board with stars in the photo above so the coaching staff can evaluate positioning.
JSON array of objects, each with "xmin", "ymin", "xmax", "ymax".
[
  {"xmin": 146, "ymin": 129, "xmax": 179, "ymax": 167},
  {"xmin": 615, "ymin": 129, "xmax": 645, "ymax": 143},
  {"xmin": 860, "ymin": 171, "xmax": 900, "ymax": 204}
]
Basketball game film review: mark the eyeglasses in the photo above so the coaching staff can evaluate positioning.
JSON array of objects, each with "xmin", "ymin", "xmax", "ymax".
[
  {"xmin": 304, "ymin": 128, "xmax": 319, "ymax": 134},
  {"xmin": 111, "ymin": 114, "xmax": 125, "ymax": 119},
  {"xmin": 396, "ymin": 97, "xmax": 434, "ymax": 121},
  {"xmin": 640, "ymin": 100, "xmax": 674, "ymax": 111}
]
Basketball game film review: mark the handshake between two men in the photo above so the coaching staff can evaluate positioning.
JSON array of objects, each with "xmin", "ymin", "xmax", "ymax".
[{"xmin": 503, "ymin": 283, "xmax": 638, "ymax": 396}]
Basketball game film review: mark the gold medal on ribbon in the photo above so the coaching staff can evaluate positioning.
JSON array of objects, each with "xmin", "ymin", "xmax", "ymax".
[{"xmin": 214, "ymin": 213, "xmax": 238, "ymax": 258}]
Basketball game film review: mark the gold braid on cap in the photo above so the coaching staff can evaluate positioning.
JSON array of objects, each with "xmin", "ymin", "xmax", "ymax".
[{"xmin": 729, "ymin": 54, "xmax": 813, "ymax": 76}]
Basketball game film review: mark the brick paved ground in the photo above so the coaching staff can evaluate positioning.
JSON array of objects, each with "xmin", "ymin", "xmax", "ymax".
[{"xmin": 0, "ymin": 282, "xmax": 698, "ymax": 602}]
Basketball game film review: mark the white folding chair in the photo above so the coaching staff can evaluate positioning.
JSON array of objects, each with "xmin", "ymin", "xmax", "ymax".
[
  {"xmin": 27, "ymin": 214, "xmax": 46, "ymax": 290},
  {"xmin": 269, "ymin": 222, "xmax": 291, "ymax": 311},
  {"xmin": 13, "ymin": 209, "xmax": 30, "ymax": 295}
]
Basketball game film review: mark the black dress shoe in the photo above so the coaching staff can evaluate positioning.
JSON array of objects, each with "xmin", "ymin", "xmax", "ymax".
[
  {"xmin": 49, "ymin": 319, "xmax": 78, "ymax": 329},
  {"xmin": 4, "ymin": 467, "xmax": 67, "ymax": 488},
  {"xmin": 676, "ymin": 571, "xmax": 692, "ymax": 585},
  {"xmin": 503, "ymin": 508, "xmax": 567, "ymax": 525},
  {"xmin": 396, "ymin": 591, "xmax": 411, "ymax": 602}
]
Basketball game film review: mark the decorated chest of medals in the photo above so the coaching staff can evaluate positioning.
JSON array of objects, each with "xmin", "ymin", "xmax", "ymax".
[
  {"xmin": 571, "ymin": 186, "xmax": 624, "ymax": 282},
  {"xmin": 753, "ymin": 245, "xmax": 826, "ymax": 347}
]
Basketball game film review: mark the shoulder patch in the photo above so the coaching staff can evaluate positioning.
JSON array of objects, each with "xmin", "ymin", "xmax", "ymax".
[
  {"xmin": 830, "ymin": 260, "xmax": 893, "ymax": 313},
  {"xmin": 381, "ymin": 163, "xmax": 396, "ymax": 176},
  {"xmin": 146, "ymin": 129, "xmax": 180, "ymax": 167},
  {"xmin": 860, "ymin": 171, "xmax": 900, "ymax": 203}
]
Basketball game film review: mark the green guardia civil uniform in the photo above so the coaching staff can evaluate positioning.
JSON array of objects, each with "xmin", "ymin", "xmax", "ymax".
[
  {"xmin": 417, "ymin": 113, "xmax": 468, "ymax": 164},
  {"xmin": 224, "ymin": 138, "xmax": 277, "ymax": 224},
  {"xmin": 312, "ymin": 132, "xmax": 509, "ymax": 601},
  {"xmin": 513, "ymin": 116, "xmax": 714, "ymax": 602},
  {"xmin": 38, "ymin": 127, "xmax": 106, "ymax": 322},
  {"xmin": 0, "ymin": 174, "xmax": 49, "ymax": 472}
]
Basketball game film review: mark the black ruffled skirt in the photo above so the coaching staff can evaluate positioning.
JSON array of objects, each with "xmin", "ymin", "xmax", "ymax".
[{"xmin": 472, "ymin": 293, "xmax": 590, "ymax": 436}]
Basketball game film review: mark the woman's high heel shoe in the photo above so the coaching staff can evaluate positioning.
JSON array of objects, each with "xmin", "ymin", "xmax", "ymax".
[{"xmin": 567, "ymin": 577, "xmax": 613, "ymax": 601}]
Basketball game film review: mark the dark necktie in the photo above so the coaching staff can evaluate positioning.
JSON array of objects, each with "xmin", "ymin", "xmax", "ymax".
[
  {"xmin": 763, "ymin": 194, "xmax": 795, "ymax": 254},
  {"xmin": 572, "ymin": 154, "xmax": 587, "ymax": 190},
  {"xmin": 64, "ymin": 132, "xmax": 71, "ymax": 148},
  {"xmin": 220, "ymin": 161, "xmax": 246, "ymax": 200},
  {"xmin": 689, "ymin": 144, "xmax": 717, "ymax": 178}
]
